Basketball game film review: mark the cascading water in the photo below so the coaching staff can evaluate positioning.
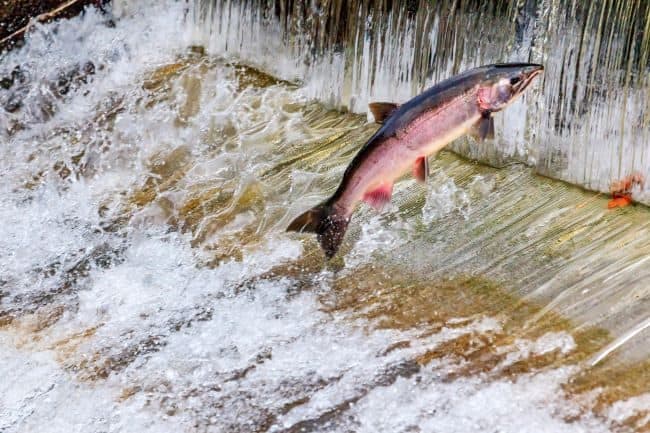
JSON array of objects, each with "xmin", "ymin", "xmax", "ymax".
[
  {"xmin": 189, "ymin": 0, "xmax": 650, "ymax": 202},
  {"xmin": 1, "ymin": 1, "xmax": 649, "ymax": 432}
]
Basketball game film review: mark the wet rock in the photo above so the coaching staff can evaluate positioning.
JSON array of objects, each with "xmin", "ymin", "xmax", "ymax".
[
  {"xmin": 60, "ymin": 332, "xmax": 168, "ymax": 381},
  {"xmin": 0, "ymin": 75, "xmax": 13, "ymax": 89},
  {"xmin": 0, "ymin": 0, "xmax": 111, "ymax": 52},
  {"xmin": 4, "ymin": 93, "xmax": 23, "ymax": 113},
  {"xmin": 54, "ymin": 61, "xmax": 96, "ymax": 96},
  {"xmin": 11, "ymin": 65, "xmax": 28, "ymax": 84},
  {"xmin": 142, "ymin": 62, "xmax": 188, "ymax": 91},
  {"xmin": 0, "ymin": 61, "xmax": 98, "ymax": 124},
  {"xmin": 234, "ymin": 64, "xmax": 284, "ymax": 90}
]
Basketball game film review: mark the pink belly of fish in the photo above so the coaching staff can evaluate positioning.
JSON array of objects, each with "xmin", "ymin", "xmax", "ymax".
[{"xmin": 340, "ymin": 103, "xmax": 481, "ymax": 214}]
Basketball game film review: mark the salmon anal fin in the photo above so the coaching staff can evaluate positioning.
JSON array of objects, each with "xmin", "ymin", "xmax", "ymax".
[
  {"xmin": 369, "ymin": 102, "xmax": 399, "ymax": 124},
  {"xmin": 470, "ymin": 115, "xmax": 495, "ymax": 141},
  {"xmin": 363, "ymin": 183, "xmax": 393, "ymax": 211},
  {"xmin": 413, "ymin": 156, "xmax": 429, "ymax": 183}
]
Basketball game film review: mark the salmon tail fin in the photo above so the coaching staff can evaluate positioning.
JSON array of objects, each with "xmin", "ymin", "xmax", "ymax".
[
  {"xmin": 287, "ymin": 204, "xmax": 326, "ymax": 233},
  {"xmin": 287, "ymin": 203, "xmax": 350, "ymax": 259}
]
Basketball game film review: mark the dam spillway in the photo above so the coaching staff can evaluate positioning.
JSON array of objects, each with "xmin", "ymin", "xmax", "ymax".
[{"xmin": 0, "ymin": 1, "xmax": 649, "ymax": 432}]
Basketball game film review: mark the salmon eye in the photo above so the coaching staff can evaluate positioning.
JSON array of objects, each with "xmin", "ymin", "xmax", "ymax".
[{"xmin": 510, "ymin": 76, "xmax": 522, "ymax": 85}]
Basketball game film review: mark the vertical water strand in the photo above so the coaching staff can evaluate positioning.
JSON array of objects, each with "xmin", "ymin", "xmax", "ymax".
[
  {"xmin": 642, "ymin": 7, "xmax": 650, "ymax": 187},
  {"xmin": 585, "ymin": 1, "xmax": 608, "ymax": 184},
  {"xmin": 411, "ymin": 1, "xmax": 430, "ymax": 96},
  {"xmin": 607, "ymin": 0, "xmax": 626, "ymax": 184},
  {"xmin": 562, "ymin": 1, "xmax": 580, "ymax": 185},
  {"xmin": 534, "ymin": 0, "xmax": 556, "ymax": 174},
  {"xmin": 615, "ymin": 0, "xmax": 638, "ymax": 183},
  {"xmin": 630, "ymin": 0, "xmax": 649, "ymax": 179},
  {"xmin": 615, "ymin": 0, "xmax": 633, "ymax": 180},
  {"xmin": 349, "ymin": 0, "xmax": 368, "ymax": 112},
  {"xmin": 575, "ymin": 2, "xmax": 594, "ymax": 186}
]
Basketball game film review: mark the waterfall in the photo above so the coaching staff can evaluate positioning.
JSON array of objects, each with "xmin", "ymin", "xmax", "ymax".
[
  {"xmin": 2, "ymin": 2, "xmax": 650, "ymax": 430},
  {"xmin": 188, "ymin": 0, "xmax": 650, "ymax": 203}
]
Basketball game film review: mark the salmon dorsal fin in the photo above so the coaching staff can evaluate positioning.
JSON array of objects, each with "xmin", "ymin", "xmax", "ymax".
[
  {"xmin": 413, "ymin": 156, "xmax": 429, "ymax": 183},
  {"xmin": 470, "ymin": 115, "xmax": 495, "ymax": 141},
  {"xmin": 363, "ymin": 183, "xmax": 393, "ymax": 211},
  {"xmin": 369, "ymin": 102, "xmax": 399, "ymax": 124}
]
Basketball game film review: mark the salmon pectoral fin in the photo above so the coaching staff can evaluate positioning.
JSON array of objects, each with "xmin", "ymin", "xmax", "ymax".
[
  {"xmin": 413, "ymin": 156, "xmax": 429, "ymax": 183},
  {"xmin": 287, "ymin": 202, "xmax": 350, "ymax": 259},
  {"xmin": 369, "ymin": 102, "xmax": 399, "ymax": 124},
  {"xmin": 363, "ymin": 183, "xmax": 393, "ymax": 211},
  {"xmin": 470, "ymin": 115, "xmax": 495, "ymax": 141}
]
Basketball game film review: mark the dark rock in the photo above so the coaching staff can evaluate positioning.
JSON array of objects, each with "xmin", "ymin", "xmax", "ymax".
[
  {"xmin": 4, "ymin": 93, "xmax": 23, "ymax": 113},
  {"xmin": 0, "ymin": 0, "xmax": 111, "ymax": 53},
  {"xmin": 12, "ymin": 66, "xmax": 28, "ymax": 84},
  {"xmin": 0, "ymin": 76, "xmax": 13, "ymax": 89}
]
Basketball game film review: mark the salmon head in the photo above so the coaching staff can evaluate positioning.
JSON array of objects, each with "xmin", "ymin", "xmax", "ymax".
[{"xmin": 477, "ymin": 63, "xmax": 543, "ymax": 113}]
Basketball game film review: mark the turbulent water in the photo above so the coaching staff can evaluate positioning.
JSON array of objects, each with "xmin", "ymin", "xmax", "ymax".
[{"xmin": 1, "ymin": 2, "xmax": 650, "ymax": 433}]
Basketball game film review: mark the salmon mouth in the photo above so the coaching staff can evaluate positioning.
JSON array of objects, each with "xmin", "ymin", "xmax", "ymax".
[{"xmin": 513, "ymin": 65, "xmax": 544, "ymax": 96}]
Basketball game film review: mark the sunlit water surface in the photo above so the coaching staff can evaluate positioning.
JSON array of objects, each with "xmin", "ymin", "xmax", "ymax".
[{"xmin": 1, "ymin": 3, "xmax": 649, "ymax": 433}]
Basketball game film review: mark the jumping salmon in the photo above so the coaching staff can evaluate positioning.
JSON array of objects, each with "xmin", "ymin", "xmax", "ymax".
[{"xmin": 287, "ymin": 63, "xmax": 544, "ymax": 258}]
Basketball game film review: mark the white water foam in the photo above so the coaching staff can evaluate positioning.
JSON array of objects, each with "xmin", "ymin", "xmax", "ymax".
[{"xmin": 421, "ymin": 173, "xmax": 495, "ymax": 224}]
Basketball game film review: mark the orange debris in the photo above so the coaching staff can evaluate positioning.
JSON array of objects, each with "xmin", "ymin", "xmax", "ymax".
[
  {"xmin": 607, "ymin": 196, "xmax": 633, "ymax": 209},
  {"xmin": 607, "ymin": 173, "xmax": 644, "ymax": 209}
]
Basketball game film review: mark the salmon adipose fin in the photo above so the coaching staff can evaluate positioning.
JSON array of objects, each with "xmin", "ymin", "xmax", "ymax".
[
  {"xmin": 287, "ymin": 202, "xmax": 350, "ymax": 259},
  {"xmin": 369, "ymin": 102, "xmax": 399, "ymax": 124}
]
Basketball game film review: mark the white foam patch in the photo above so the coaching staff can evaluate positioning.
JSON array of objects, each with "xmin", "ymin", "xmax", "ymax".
[
  {"xmin": 421, "ymin": 173, "xmax": 495, "ymax": 224},
  {"xmin": 73, "ymin": 231, "xmax": 302, "ymax": 337},
  {"xmin": 422, "ymin": 176, "xmax": 469, "ymax": 223},
  {"xmin": 0, "ymin": 0, "xmax": 194, "ymax": 300},
  {"xmin": 344, "ymin": 212, "xmax": 412, "ymax": 268},
  {"xmin": 0, "ymin": 343, "xmax": 119, "ymax": 433},
  {"xmin": 607, "ymin": 393, "xmax": 650, "ymax": 424},
  {"xmin": 351, "ymin": 367, "xmax": 610, "ymax": 433},
  {"xmin": 0, "ymin": 1, "xmax": 189, "ymax": 133},
  {"xmin": 1, "ymin": 275, "xmax": 618, "ymax": 433},
  {"xmin": 499, "ymin": 331, "xmax": 577, "ymax": 369}
]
